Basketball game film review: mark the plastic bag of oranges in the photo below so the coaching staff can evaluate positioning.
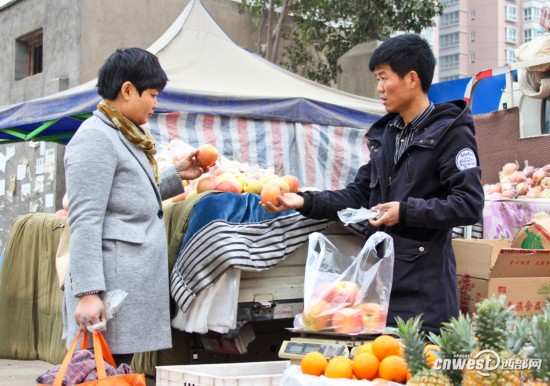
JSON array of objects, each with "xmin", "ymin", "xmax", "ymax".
[{"xmin": 294, "ymin": 231, "xmax": 394, "ymax": 335}]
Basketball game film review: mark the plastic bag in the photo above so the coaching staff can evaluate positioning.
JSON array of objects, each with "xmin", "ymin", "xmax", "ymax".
[
  {"xmin": 87, "ymin": 290, "xmax": 128, "ymax": 333},
  {"xmin": 294, "ymin": 231, "xmax": 394, "ymax": 335}
]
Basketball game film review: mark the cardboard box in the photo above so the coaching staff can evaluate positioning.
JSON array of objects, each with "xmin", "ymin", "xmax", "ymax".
[
  {"xmin": 511, "ymin": 212, "xmax": 550, "ymax": 250},
  {"xmin": 453, "ymin": 239, "xmax": 550, "ymax": 316}
]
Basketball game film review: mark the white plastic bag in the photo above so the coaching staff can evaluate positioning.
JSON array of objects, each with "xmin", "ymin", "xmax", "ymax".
[{"xmin": 294, "ymin": 231, "xmax": 394, "ymax": 335}]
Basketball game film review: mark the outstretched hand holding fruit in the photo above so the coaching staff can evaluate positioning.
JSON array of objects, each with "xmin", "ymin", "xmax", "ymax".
[
  {"xmin": 260, "ymin": 191, "xmax": 304, "ymax": 213},
  {"xmin": 174, "ymin": 149, "xmax": 211, "ymax": 181}
]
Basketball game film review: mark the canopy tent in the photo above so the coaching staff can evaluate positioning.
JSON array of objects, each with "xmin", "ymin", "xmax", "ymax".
[{"xmin": 0, "ymin": 0, "xmax": 384, "ymax": 144}]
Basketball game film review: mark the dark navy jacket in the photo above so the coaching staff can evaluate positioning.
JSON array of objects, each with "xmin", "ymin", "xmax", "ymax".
[{"xmin": 299, "ymin": 100, "xmax": 484, "ymax": 333}]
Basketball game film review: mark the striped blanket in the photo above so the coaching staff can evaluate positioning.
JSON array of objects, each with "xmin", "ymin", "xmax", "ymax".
[{"xmin": 170, "ymin": 193, "xmax": 330, "ymax": 316}]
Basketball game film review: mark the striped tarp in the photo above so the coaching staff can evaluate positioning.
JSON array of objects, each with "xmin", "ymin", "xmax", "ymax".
[{"xmin": 148, "ymin": 112, "xmax": 371, "ymax": 190}]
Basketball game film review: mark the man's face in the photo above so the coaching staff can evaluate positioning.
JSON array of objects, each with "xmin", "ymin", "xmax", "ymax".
[{"xmin": 373, "ymin": 63, "xmax": 414, "ymax": 114}]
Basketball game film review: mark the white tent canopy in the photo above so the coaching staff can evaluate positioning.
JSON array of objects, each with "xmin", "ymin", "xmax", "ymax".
[{"xmin": 0, "ymin": 0, "xmax": 383, "ymax": 143}]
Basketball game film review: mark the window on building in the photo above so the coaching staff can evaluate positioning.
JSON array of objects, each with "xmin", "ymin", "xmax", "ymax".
[
  {"xmin": 470, "ymin": 10, "xmax": 476, "ymax": 21},
  {"xmin": 505, "ymin": 48, "xmax": 517, "ymax": 64},
  {"xmin": 525, "ymin": 29, "xmax": 534, "ymax": 43},
  {"xmin": 441, "ymin": 32, "xmax": 459, "ymax": 48},
  {"xmin": 470, "ymin": 31, "xmax": 476, "ymax": 42},
  {"xmin": 440, "ymin": 54, "xmax": 459, "ymax": 70},
  {"xmin": 441, "ymin": 0, "xmax": 459, "ymax": 6},
  {"xmin": 440, "ymin": 75, "xmax": 460, "ymax": 82},
  {"xmin": 470, "ymin": 53, "xmax": 476, "ymax": 63},
  {"xmin": 524, "ymin": 7, "xmax": 541, "ymax": 22},
  {"xmin": 505, "ymin": 5, "xmax": 518, "ymax": 22},
  {"xmin": 441, "ymin": 11, "xmax": 460, "ymax": 27},
  {"xmin": 505, "ymin": 27, "xmax": 517, "ymax": 43},
  {"xmin": 14, "ymin": 29, "xmax": 43, "ymax": 80}
]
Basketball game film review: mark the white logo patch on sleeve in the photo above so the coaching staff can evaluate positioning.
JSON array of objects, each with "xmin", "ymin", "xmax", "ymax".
[{"xmin": 455, "ymin": 148, "xmax": 477, "ymax": 171}]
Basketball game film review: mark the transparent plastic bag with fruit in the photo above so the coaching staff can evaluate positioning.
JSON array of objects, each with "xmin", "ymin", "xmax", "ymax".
[{"xmin": 295, "ymin": 231, "xmax": 394, "ymax": 335}]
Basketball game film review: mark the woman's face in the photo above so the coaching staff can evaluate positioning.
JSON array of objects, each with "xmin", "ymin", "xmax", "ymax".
[{"xmin": 125, "ymin": 86, "xmax": 159, "ymax": 126}]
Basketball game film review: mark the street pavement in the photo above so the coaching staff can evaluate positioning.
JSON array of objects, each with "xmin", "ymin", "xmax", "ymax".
[
  {"xmin": 0, "ymin": 359, "xmax": 156, "ymax": 385},
  {"xmin": 0, "ymin": 359, "xmax": 52, "ymax": 386}
]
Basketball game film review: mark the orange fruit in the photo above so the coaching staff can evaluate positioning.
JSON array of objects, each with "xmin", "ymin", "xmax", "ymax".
[
  {"xmin": 356, "ymin": 342, "xmax": 373, "ymax": 356},
  {"xmin": 424, "ymin": 343, "xmax": 441, "ymax": 367},
  {"xmin": 378, "ymin": 354, "xmax": 409, "ymax": 383},
  {"xmin": 324, "ymin": 356, "xmax": 353, "ymax": 379},
  {"xmin": 352, "ymin": 352, "xmax": 379, "ymax": 380},
  {"xmin": 372, "ymin": 335, "xmax": 401, "ymax": 361},
  {"xmin": 196, "ymin": 143, "xmax": 219, "ymax": 168},
  {"xmin": 300, "ymin": 351, "xmax": 328, "ymax": 376}
]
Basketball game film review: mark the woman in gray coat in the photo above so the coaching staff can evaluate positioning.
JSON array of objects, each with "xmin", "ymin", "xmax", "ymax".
[{"xmin": 63, "ymin": 48, "xmax": 208, "ymax": 366}]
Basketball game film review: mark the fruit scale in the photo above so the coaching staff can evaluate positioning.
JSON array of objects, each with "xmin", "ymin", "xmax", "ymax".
[{"xmin": 278, "ymin": 330, "xmax": 381, "ymax": 365}]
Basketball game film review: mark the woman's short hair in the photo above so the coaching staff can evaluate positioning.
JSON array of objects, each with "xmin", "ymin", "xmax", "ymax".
[{"xmin": 97, "ymin": 47, "xmax": 168, "ymax": 99}]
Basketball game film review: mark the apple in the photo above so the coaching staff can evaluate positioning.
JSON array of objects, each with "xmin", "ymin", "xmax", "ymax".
[
  {"xmin": 196, "ymin": 143, "xmax": 219, "ymax": 168},
  {"xmin": 196, "ymin": 176, "xmax": 219, "ymax": 193},
  {"xmin": 332, "ymin": 307, "xmax": 363, "ymax": 334},
  {"xmin": 302, "ymin": 299, "xmax": 333, "ymax": 332},
  {"xmin": 282, "ymin": 175, "xmax": 300, "ymax": 193},
  {"xmin": 270, "ymin": 177, "xmax": 290, "ymax": 193},
  {"xmin": 260, "ymin": 181, "xmax": 284, "ymax": 205},
  {"xmin": 501, "ymin": 162, "xmax": 519, "ymax": 175},
  {"xmin": 322, "ymin": 281, "xmax": 361, "ymax": 306},
  {"xmin": 359, "ymin": 302, "xmax": 387, "ymax": 332},
  {"xmin": 55, "ymin": 209, "xmax": 68, "ymax": 217},
  {"xmin": 216, "ymin": 179, "xmax": 243, "ymax": 194},
  {"xmin": 242, "ymin": 178, "xmax": 263, "ymax": 194}
]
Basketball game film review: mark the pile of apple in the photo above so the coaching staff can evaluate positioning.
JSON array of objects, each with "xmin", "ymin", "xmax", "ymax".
[
  {"xmin": 157, "ymin": 141, "xmax": 301, "ymax": 205},
  {"xmin": 299, "ymin": 280, "xmax": 387, "ymax": 335},
  {"xmin": 484, "ymin": 161, "xmax": 550, "ymax": 199}
]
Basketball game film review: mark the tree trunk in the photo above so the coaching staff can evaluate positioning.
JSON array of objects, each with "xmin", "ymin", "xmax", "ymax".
[
  {"xmin": 265, "ymin": 0, "xmax": 276, "ymax": 60},
  {"xmin": 269, "ymin": 0, "xmax": 292, "ymax": 63}
]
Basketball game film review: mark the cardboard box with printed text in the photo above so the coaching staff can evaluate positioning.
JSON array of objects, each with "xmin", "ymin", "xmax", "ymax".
[{"xmin": 453, "ymin": 239, "xmax": 550, "ymax": 316}]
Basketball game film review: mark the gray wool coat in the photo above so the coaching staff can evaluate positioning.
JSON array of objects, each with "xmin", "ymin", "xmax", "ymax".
[{"xmin": 62, "ymin": 110, "xmax": 184, "ymax": 354}]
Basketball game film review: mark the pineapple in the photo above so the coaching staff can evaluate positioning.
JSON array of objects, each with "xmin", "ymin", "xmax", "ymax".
[
  {"xmin": 395, "ymin": 315, "xmax": 452, "ymax": 386},
  {"xmin": 462, "ymin": 295, "xmax": 526, "ymax": 385},
  {"xmin": 526, "ymin": 302, "xmax": 550, "ymax": 384},
  {"xmin": 428, "ymin": 313, "xmax": 477, "ymax": 386}
]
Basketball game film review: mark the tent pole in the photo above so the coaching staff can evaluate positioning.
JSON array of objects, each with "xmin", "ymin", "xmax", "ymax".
[{"xmin": 26, "ymin": 119, "xmax": 60, "ymax": 140}]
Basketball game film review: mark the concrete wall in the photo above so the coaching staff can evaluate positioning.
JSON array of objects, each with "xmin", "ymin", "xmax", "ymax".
[{"xmin": 336, "ymin": 41, "xmax": 381, "ymax": 99}]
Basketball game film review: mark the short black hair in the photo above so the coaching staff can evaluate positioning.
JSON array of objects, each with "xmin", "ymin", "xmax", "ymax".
[
  {"xmin": 368, "ymin": 34, "xmax": 435, "ymax": 93},
  {"xmin": 97, "ymin": 48, "xmax": 168, "ymax": 99}
]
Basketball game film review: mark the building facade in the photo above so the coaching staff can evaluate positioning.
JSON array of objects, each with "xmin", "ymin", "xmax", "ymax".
[{"xmin": 437, "ymin": 0, "xmax": 547, "ymax": 81}]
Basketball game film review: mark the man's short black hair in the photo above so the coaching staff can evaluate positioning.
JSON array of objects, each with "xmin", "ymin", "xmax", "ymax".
[
  {"xmin": 97, "ymin": 48, "xmax": 168, "ymax": 99},
  {"xmin": 368, "ymin": 34, "xmax": 436, "ymax": 93}
]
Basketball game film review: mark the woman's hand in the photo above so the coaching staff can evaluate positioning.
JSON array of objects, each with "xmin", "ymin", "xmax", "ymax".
[
  {"xmin": 75, "ymin": 294, "xmax": 106, "ymax": 332},
  {"xmin": 175, "ymin": 149, "xmax": 210, "ymax": 180}
]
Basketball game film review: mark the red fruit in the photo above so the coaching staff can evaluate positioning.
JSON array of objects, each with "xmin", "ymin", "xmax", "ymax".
[
  {"xmin": 260, "ymin": 181, "xmax": 284, "ymax": 205},
  {"xmin": 196, "ymin": 144, "xmax": 219, "ymax": 168},
  {"xmin": 332, "ymin": 307, "xmax": 363, "ymax": 334}
]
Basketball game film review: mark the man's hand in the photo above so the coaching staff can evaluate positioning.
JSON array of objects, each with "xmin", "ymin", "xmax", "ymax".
[
  {"xmin": 260, "ymin": 192, "xmax": 304, "ymax": 213},
  {"xmin": 368, "ymin": 201, "xmax": 400, "ymax": 227},
  {"xmin": 75, "ymin": 294, "xmax": 106, "ymax": 332}
]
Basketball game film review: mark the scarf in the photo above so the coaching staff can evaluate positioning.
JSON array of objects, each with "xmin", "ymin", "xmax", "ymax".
[{"xmin": 97, "ymin": 100, "xmax": 160, "ymax": 183}]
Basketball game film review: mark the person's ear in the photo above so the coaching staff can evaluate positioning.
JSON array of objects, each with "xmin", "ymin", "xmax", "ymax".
[
  {"xmin": 120, "ymin": 81, "xmax": 133, "ymax": 101},
  {"xmin": 408, "ymin": 71, "xmax": 420, "ymax": 89}
]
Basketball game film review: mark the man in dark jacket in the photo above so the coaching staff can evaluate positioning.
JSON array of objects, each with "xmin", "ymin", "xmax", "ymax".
[{"xmin": 262, "ymin": 33, "xmax": 484, "ymax": 333}]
